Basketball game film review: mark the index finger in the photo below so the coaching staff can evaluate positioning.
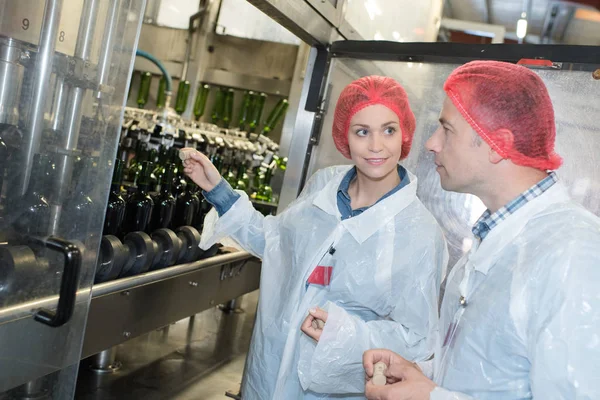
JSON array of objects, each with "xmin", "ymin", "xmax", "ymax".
[{"xmin": 187, "ymin": 149, "xmax": 211, "ymax": 166}]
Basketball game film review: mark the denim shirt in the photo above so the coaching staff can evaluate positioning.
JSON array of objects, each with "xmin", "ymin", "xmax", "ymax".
[
  {"xmin": 204, "ymin": 164, "xmax": 409, "ymax": 218},
  {"xmin": 336, "ymin": 165, "xmax": 409, "ymax": 220},
  {"xmin": 203, "ymin": 179, "xmax": 241, "ymax": 216}
]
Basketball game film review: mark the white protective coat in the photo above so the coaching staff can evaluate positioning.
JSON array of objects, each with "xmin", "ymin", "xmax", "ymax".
[
  {"xmin": 200, "ymin": 165, "xmax": 448, "ymax": 399},
  {"xmin": 423, "ymin": 182, "xmax": 600, "ymax": 399}
]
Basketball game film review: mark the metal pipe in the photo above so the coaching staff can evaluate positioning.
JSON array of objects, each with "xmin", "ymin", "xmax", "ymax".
[
  {"xmin": 96, "ymin": 0, "xmax": 121, "ymax": 93},
  {"xmin": 51, "ymin": 0, "xmax": 101, "ymax": 234},
  {"xmin": 49, "ymin": 75, "xmax": 68, "ymax": 132},
  {"xmin": 0, "ymin": 39, "xmax": 24, "ymax": 126},
  {"xmin": 19, "ymin": 0, "xmax": 64, "ymax": 196}
]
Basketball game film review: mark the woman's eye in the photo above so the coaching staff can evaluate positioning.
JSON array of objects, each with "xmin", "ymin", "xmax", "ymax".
[
  {"xmin": 355, "ymin": 129, "xmax": 368, "ymax": 137},
  {"xmin": 384, "ymin": 127, "xmax": 396, "ymax": 135}
]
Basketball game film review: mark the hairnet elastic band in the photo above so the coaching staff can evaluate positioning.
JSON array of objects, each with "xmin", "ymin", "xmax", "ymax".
[
  {"xmin": 447, "ymin": 89, "xmax": 562, "ymax": 170},
  {"xmin": 446, "ymin": 90, "xmax": 508, "ymax": 158}
]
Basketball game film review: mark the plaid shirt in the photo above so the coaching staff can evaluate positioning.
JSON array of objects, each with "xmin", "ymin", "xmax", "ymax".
[{"xmin": 472, "ymin": 172, "xmax": 558, "ymax": 241}]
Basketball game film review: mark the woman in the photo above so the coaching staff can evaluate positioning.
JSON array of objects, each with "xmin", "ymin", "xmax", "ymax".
[{"xmin": 182, "ymin": 76, "xmax": 447, "ymax": 399}]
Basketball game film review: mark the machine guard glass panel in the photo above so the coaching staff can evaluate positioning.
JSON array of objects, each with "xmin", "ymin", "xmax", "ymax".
[{"xmin": 0, "ymin": 0, "xmax": 145, "ymax": 396}]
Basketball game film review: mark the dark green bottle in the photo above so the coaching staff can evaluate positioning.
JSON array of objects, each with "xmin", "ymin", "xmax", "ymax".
[
  {"xmin": 211, "ymin": 88, "xmax": 226, "ymax": 125},
  {"xmin": 256, "ymin": 167, "xmax": 273, "ymax": 202},
  {"xmin": 224, "ymin": 163, "xmax": 237, "ymax": 187},
  {"xmin": 262, "ymin": 99, "xmax": 289, "ymax": 136},
  {"xmin": 238, "ymin": 91, "xmax": 255, "ymax": 131},
  {"xmin": 248, "ymin": 93, "xmax": 267, "ymax": 133},
  {"xmin": 15, "ymin": 154, "xmax": 51, "ymax": 236},
  {"xmin": 126, "ymin": 144, "xmax": 149, "ymax": 183},
  {"xmin": 211, "ymin": 153, "xmax": 224, "ymax": 175},
  {"xmin": 222, "ymin": 88, "xmax": 235, "ymax": 128},
  {"xmin": 193, "ymin": 84, "xmax": 211, "ymax": 120},
  {"xmin": 137, "ymin": 72, "xmax": 152, "ymax": 109},
  {"xmin": 173, "ymin": 178, "xmax": 200, "ymax": 228},
  {"xmin": 235, "ymin": 163, "xmax": 249, "ymax": 192},
  {"xmin": 252, "ymin": 166, "xmax": 263, "ymax": 191},
  {"xmin": 123, "ymin": 161, "xmax": 154, "ymax": 234},
  {"xmin": 152, "ymin": 146, "xmax": 170, "ymax": 183},
  {"xmin": 194, "ymin": 195, "xmax": 212, "ymax": 231},
  {"xmin": 175, "ymin": 80, "xmax": 191, "ymax": 114},
  {"xmin": 150, "ymin": 163, "xmax": 176, "ymax": 231},
  {"xmin": 157, "ymin": 76, "xmax": 167, "ymax": 108},
  {"xmin": 103, "ymin": 158, "xmax": 126, "ymax": 237}
]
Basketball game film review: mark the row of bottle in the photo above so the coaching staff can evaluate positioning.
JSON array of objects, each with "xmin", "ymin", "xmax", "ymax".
[
  {"xmin": 104, "ymin": 158, "xmax": 211, "ymax": 240},
  {"xmin": 124, "ymin": 138, "xmax": 278, "ymax": 200},
  {"xmin": 132, "ymin": 72, "xmax": 288, "ymax": 135}
]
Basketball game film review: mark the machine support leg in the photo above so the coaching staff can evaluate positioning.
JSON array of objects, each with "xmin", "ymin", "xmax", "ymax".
[{"xmin": 89, "ymin": 348, "xmax": 121, "ymax": 374}]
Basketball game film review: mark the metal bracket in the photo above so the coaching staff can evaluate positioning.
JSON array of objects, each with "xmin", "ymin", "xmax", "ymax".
[{"xmin": 298, "ymin": 45, "xmax": 332, "ymax": 193}]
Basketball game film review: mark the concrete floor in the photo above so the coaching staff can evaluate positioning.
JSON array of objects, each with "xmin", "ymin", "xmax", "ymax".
[{"xmin": 75, "ymin": 291, "xmax": 258, "ymax": 399}]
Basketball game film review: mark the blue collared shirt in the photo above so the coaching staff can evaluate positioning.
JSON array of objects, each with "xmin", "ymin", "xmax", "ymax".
[
  {"xmin": 472, "ymin": 171, "xmax": 558, "ymax": 241},
  {"xmin": 337, "ymin": 165, "xmax": 409, "ymax": 220},
  {"xmin": 204, "ymin": 164, "xmax": 410, "ymax": 218}
]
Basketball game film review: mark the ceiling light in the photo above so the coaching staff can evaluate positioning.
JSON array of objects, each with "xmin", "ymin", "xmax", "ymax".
[{"xmin": 516, "ymin": 18, "xmax": 528, "ymax": 39}]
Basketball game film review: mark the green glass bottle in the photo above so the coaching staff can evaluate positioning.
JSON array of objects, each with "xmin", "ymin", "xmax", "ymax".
[
  {"xmin": 211, "ymin": 87, "xmax": 226, "ymax": 125},
  {"xmin": 137, "ymin": 72, "xmax": 152, "ymax": 109},
  {"xmin": 235, "ymin": 163, "xmax": 249, "ymax": 192},
  {"xmin": 224, "ymin": 163, "xmax": 237, "ymax": 187},
  {"xmin": 252, "ymin": 166, "xmax": 262, "ymax": 192},
  {"xmin": 175, "ymin": 80, "xmax": 191, "ymax": 114},
  {"xmin": 173, "ymin": 178, "xmax": 200, "ymax": 228},
  {"xmin": 222, "ymin": 88, "xmax": 235, "ymax": 128},
  {"xmin": 248, "ymin": 93, "xmax": 267, "ymax": 133},
  {"xmin": 153, "ymin": 146, "xmax": 170, "ymax": 183},
  {"xmin": 193, "ymin": 84, "xmax": 211, "ymax": 120},
  {"xmin": 238, "ymin": 91, "xmax": 255, "ymax": 131},
  {"xmin": 256, "ymin": 167, "xmax": 273, "ymax": 202},
  {"xmin": 103, "ymin": 158, "xmax": 126, "ymax": 237},
  {"xmin": 126, "ymin": 145, "xmax": 149, "ymax": 184},
  {"xmin": 261, "ymin": 99, "xmax": 289, "ymax": 136},
  {"xmin": 150, "ymin": 163, "xmax": 176, "ymax": 231},
  {"xmin": 156, "ymin": 76, "xmax": 167, "ymax": 108},
  {"xmin": 123, "ymin": 161, "xmax": 154, "ymax": 234}
]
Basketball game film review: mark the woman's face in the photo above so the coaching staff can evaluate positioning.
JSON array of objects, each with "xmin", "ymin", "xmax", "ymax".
[{"xmin": 347, "ymin": 104, "xmax": 403, "ymax": 180}]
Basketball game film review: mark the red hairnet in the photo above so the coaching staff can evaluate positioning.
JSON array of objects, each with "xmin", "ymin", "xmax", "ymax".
[
  {"xmin": 332, "ymin": 76, "xmax": 416, "ymax": 160},
  {"xmin": 444, "ymin": 60, "xmax": 562, "ymax": 171}
]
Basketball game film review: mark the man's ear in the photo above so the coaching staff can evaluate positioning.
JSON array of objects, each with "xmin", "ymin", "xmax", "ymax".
[
  {"xmin": 489, "ymin": 149, "xmax": 505, "ymax": 164},
  {"xmin": 489, "ymin": 129, "xmax": 513, "ymax": 164}
]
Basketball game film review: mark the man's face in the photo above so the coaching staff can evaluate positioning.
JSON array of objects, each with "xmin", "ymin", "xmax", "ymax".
[{"xmin": 425, "ymin": 97, "xmax": 490, "ymax": 194}]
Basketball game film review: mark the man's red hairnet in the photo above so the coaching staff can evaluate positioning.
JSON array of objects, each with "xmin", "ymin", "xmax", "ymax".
[{"xmin": 444, "ymin": 60, "xmax": 562, "ymax": 170}]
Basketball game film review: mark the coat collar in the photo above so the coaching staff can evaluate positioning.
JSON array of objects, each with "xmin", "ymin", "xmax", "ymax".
[
  {"xmin": 468, "ymin": 182, "xmax": 571, "ymax": 275},
  {"xmin": 312, "ymin": 167, "xmax": 418, "ymax": 244}
]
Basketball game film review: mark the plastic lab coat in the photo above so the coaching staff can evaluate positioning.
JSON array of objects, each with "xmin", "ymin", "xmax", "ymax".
[
  {"xmin": 201, "ymin": 165, "xmax": 448, "ymax": 399},
  {"xmin": 424, "ymin": 182, "xmax": 600, "ymax": 399}
]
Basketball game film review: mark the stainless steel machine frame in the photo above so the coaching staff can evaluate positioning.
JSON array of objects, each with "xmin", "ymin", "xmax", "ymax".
[{"xmin": 0, "ymin": 0, "xmax": 146, "ymax": 396}]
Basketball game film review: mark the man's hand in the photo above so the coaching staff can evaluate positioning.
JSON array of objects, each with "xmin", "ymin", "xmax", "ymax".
[
  {"xmin": 301, "ymin": 307, "xmax": 328, "ymax": 342},
  {"xmin": 364, "ymin": 349, "xmax": 436, "ymax": 400},
  {"xmin": 181, "ymin": 148, "xmax": 222, "ymax": 192}
]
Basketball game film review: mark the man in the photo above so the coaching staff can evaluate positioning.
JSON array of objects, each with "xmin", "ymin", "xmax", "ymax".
[{"xmin": 363, "ymin": 60, "xmax": 600, "ymax": 399}]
